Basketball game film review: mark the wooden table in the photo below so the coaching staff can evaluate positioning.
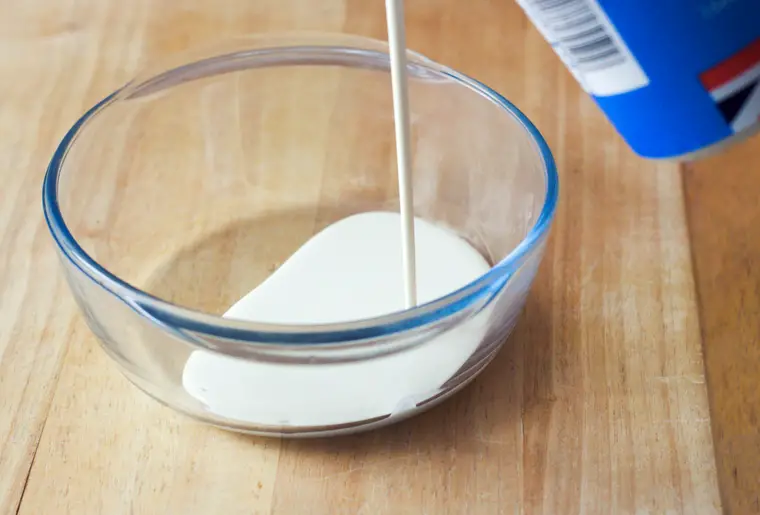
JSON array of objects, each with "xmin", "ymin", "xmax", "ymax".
[{"xmin": 0, "ymin": 0, "xmax": 756, "ymax": 513}]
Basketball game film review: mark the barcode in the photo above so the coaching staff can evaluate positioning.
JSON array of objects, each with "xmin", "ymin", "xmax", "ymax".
[{"xmin": 517, "ymin": 0, "xmax": 649, "ymax": 96}]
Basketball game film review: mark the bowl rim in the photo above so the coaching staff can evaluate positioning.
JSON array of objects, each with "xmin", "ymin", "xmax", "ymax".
[{"xmin": 42, "ymin": 33, "xmax": 559, "ymax": 347}]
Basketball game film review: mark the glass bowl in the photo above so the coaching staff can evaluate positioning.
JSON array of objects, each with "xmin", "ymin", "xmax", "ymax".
[{"xmin": 42, "ymin": 32, "xmax": 558, "ymax": 437}]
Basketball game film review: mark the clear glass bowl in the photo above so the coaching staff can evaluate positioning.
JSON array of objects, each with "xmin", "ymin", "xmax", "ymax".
[{"xmin": 42, "ymin": 33, "xmax": 558, "ymax": 437}]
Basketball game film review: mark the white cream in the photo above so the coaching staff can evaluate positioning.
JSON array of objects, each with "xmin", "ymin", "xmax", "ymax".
[
  {"xmin": 385, "ymin": 0, "xmax": 418, "ymax": 308},
  {"xmin": 182, "ymin": 212, "xmax": 491, "ymax": 427}
]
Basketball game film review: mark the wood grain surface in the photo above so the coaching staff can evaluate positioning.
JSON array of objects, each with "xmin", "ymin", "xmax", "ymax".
[
  {"xmin": 684, "ymin": 134, "xmax": 760, "ymax": 515},
  {"xmin": 0, "ymin": 0, "xmax": 730, "ymax": 513}
]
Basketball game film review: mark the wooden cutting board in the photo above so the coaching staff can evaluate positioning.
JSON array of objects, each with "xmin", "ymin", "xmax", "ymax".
[
  {"xmin": 0, "ymin": 0, "xmax": 728, "ymax": 513},
  {"xmin": 683, "ymin": 136, "xmax": 760, "ymax": 515}
]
